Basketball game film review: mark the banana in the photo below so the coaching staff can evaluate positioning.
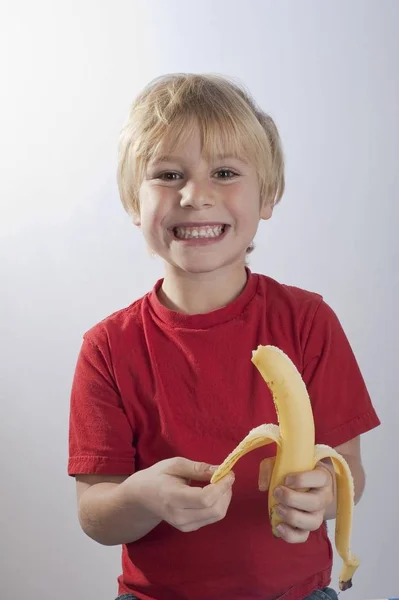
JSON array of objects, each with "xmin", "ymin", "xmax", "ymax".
[{"xmin": 210, "ymin": 344, "xmax": 360, "ymax": 592}]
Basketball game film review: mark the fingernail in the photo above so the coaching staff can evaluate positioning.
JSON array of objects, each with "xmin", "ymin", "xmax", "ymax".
[
  {"xmin": 276, "ymin": 505, "xmax": 285, "ymax": 516},
  {"xmin": 276, "ymin": 524, "xmax": 285, "ymax": 535},
  {"xmin": 274, "ymin": 487, "xmax": 282, "ymax": 499},
  {"xmin": 208, "ymin": 465, "xmax": 218, "ymax": 472},
  {"xmin": 285, "ymin": 476, "xmax": 294, "ymax": 486}
]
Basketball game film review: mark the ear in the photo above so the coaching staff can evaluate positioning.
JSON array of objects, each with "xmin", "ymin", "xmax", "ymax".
[
  {"xmin": 132, "ymin": 212, "xmax": 141, "ymax": 227},
  {"xmin": 260, "ymin": 201, "xmax": 273, "ymax": 221}
]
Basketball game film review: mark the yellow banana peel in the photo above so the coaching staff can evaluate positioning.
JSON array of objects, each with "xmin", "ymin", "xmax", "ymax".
[{"xmin": 211, "ymin": 344, "xmax": 360, "ymax": 592}]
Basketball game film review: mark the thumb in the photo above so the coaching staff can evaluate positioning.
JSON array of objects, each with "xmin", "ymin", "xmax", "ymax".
[
  {"xmin": 164, "ymin": 457, "xmax": 219, "ymax": 482},
  {"xmin": 258, "ymin": 456, "xmax": 275, "ymax": 491}
]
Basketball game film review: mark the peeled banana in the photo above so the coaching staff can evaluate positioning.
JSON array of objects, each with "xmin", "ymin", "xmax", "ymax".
[{"xmin": 210, "ymin": 344, "xmax": 360, "ymax": 592}]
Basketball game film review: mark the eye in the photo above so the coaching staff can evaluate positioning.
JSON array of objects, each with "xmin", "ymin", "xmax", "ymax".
[
  {"xmin": 157, "ymin": 171, "xmax": 182, "ymax": 181},
  {"xmin": 214, "ymin": 168, "xmax": 239, "ymax": 179}
]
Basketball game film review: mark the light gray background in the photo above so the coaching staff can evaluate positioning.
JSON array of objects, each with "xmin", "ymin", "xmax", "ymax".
[{"xmin": 1, "ymin": 1, "xmax": 398, "ymax": 599}]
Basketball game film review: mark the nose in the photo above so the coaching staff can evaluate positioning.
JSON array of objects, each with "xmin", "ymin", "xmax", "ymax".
[{"xmin": 180, "ymin": 180, "xmax": 215, "ymax": 210}]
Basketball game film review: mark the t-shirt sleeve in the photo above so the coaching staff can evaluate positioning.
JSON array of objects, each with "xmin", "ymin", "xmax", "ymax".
[
  {"xmin": 302, "ymin": 298, "xmax": 381, "ymax": 448},
  {"xmin": 68, "ymin": 332, "xmax": 136, "ymax": 477}
]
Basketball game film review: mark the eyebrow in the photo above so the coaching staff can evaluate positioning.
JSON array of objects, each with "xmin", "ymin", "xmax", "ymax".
[{"xmin": 150, "ymin": 153, "xmax": 249, "ymax": 165}]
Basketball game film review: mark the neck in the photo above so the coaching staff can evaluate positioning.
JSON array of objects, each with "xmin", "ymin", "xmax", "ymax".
[{"xmin": 159, "ymin": 263, "xmax": 249, "ymax": 315}]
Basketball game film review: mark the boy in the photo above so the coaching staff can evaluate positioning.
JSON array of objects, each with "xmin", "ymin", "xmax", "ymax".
[{"xmin": 68, "ymin": 73, "xmax": 380, "ymax": 600}]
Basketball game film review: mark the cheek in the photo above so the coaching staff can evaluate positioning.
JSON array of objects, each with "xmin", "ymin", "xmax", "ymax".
[
  {"xmin": 139, "ymin": 191, "xmax": 166, "ymax": 229},
  {"xmin": 229, "ymin": 189, "xmax": 261, "ymax": 228},
  {"xmin": 141, "ymin": 212, "xmax": 164, "ymax": 245}
]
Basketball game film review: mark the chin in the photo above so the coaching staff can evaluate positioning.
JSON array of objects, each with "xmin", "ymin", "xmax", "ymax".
[{"xmin": 172, "ymin": 255, "xmax": 244, "ymax": 275}]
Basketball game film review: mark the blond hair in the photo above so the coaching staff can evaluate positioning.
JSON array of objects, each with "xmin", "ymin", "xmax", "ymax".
[{"xmin": 117, "ymin": 73, "xmax": 285, "ymax": 221}]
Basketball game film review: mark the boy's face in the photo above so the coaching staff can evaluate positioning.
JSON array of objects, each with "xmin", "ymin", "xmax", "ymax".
[{"xmin": 137, "ymin": 123, "xmax": 272, "ymax": 275}]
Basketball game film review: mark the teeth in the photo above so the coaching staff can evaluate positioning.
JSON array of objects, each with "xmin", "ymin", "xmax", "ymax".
[{"xmin": 174, "ymin": 225, "xmax": 225, "ymax": 240}]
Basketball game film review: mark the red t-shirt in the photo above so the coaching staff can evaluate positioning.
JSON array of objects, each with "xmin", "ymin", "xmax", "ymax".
[{"xmin": 68, "ymin": 270, "xmax": 380, "ymax": 600}]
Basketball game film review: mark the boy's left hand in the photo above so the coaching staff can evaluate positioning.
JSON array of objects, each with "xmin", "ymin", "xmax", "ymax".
[{"xmin": 260, "ymin": 459, "xmax": 335, "ymax": 543}]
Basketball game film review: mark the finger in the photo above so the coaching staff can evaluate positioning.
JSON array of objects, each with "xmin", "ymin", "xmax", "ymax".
[
  {"xmin": 275, "ymin": 504, "xmax": 324, "ymax": 532},
  {"xmin": 317, "ymin": 460, "xmax": 336, "ymax": 490},
  {"xmin": 284, "ymin": 466, "xmax": 332, "ymax": 490},
  {"xmin": 184, "ymin": 491, "xmax": 233, "ymax": 531},
  {"xmin": 171, "ymin": 471, "xmax": 235, "ymax": 509},
  {"xmin": 274, "ymin": 486, "xmax": 327, "ymax": 513},
  {"xmin": 169, "ymin": 486, "xmax": 233, "ymax": 531},
  {"xmin": 258, "ymin": 457, "xmax": 275, "ymax": 491},
  {"xmin": 196, "ymin": 472, "xmax": 235, "ymax": 507},
  {"xmin": 174, "ymin": 510, "xmax": 228, "ymax": 532},
  {"xmin": 275, "ymin": 522, "xmax": 310, "ymax": 544},
  {"xmin": 164, "ymin": 457, "xmax": 219, "ymax": 482}
]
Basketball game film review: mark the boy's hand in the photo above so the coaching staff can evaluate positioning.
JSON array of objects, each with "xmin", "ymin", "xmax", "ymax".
[
  {"xmin": 131, "ymin": 457, "xmax": 235, "ymax": 533},
  {"xmin": 273, "ymin": 462, "xmax": 335, "ymax": 543},
  {"xmin": 259, "ymin": 458, "xmax": 335, "ymax": 543}
]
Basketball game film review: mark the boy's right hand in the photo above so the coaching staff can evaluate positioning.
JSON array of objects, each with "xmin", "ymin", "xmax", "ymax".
[{"xmin": 126, "ymin": 457, "xmax": 235, "ymax": 533}]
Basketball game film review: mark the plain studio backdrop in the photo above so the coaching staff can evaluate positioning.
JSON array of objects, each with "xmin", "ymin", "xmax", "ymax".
[{"xmin": 1, "ymin": 1, "xmax": 398, "ymax": 599}]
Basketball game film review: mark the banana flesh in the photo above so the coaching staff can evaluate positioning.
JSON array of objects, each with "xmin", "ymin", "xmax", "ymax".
[{"xmin": 210, "ymin": 344, "xmax": 360, "ymax": 591}]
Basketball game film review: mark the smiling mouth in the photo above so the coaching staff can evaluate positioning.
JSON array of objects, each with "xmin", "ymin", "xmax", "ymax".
[{"xmin": 173, "ymin": 224, "xmax": 228, "ymax": 240}]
